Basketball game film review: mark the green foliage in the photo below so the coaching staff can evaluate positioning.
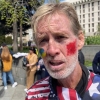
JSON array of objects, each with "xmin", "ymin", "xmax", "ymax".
[
  {"xmin": 85, "ymin": 35, "xmax": 100, "ymax": 45},
  {"xmin": 0, "ymin": 35, "xmax": 5, "ymax": 45},
  {"xmin": 20, "ymin": 46, "xmax": 29, "ymax": 52},
  {"xmin": 5, "ymin": 36, "xmax": 13, "ymax": 44},
  {"xmin": 85, "ymin": 60, "xmax": 92, "ymax": 67},
  {"xmin": 0, "ymin": 35, "xmax": 12, "ymax": 46}
]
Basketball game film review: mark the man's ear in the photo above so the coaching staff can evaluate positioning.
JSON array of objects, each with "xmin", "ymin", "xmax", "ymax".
[{"xmin": 77, "ymin": 31, "xmax": 85, "ymax": 50}]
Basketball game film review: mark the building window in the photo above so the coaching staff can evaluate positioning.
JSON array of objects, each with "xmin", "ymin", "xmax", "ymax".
[
  {"xmin": 88, "ymin": 13, "xmax": 90, "ymax": 17},
  {"xmin": 92, "ymin": 13, "xmax": 94, "ymax": 17},
  {"xmin": 88, "ymin": 3, "xmax": 90, "ymax": 7},
  {"xmin": 98, "ymin": 6, "xmax": 100, "ymax": 10},
  {"xmin": 92, "ymin": 28, "xmax": 94, "ymax": 32},
  {"xmin": 92, "ymin": 2, "xmax": 94, "ymax": 6},
  {"xmin": 83, "ymin": 14, "xmax": 85, "ymax": 18},
  {"xmin": 92, "ymin": 23, "xmax": 94, "ymax": 27},
  {"xmin": 98, "ymin": 1, "xmax": 100, "ymax": 5},
  {"xmin": 80, "ymin": 5, "xmax": 81, "ymax": 9},
  {"xmin": 80, "ymin": 20, "xmax": 81, "ymax": 23},
  {"xmin": 92, "ymin": 7, "xmax": 94, "ymax": 11},
  {"xmin": 88, "ymin": 24, "xmax": 90, "ymax": 27},
  {"xmin": 88, "ymin": 8, "xmax": 90, "ymax": 12},
  {"xmin": 98, "ymin": 17, "xmax": 100, "ymax": 21},
  {"xmin": 88, "ymin": 19, "xmax": 90, "ymax": 22},
  {"xmin": 80, "ymin": 15, "xmax": 81, "ymax": 19},
  {"xmin": 92, "ymin": 18, "xmax": 94, "ymax": 22},
  {"xmin": 98, "ymin": 12, "xmax": 100, "ymax": 16},
  {"xmin": 89, "ymin": 29, "xmax": 90, "ymax": 32},
  {"xmin": 83, "ymin": 4, "xmax": 85, "ymax": 8},
  {"xmin": 83, "ymin": 9, "xmax": 85, "ymax": 13},
  {"xmin": 83, "ymin": 19, "xmax": 85, "ymax": 23},
  {"xmin": 80, "ymin": 10, "xmax": 81, "ymax": 13},
  {"xmin": 83, "ymin": 24, "xmax": 85, "ymax": 28},
  {"xmin": 75, "ymin": 6, "xmax": 77, "ymax": 10}
]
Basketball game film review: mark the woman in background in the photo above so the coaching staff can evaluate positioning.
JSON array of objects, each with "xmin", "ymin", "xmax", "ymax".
[
  {"xmin": 24, "ymin": 47, "xmax": 38, "ymax": 92},
  {"xmin": 1, "ymin": 46, "xmax": 17, "ymax": 90}
]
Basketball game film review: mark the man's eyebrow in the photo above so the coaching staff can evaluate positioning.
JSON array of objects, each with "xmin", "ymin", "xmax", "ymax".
[{"xmin": 37, "ymin": 32, "xmax": 47, "ymax": 38}]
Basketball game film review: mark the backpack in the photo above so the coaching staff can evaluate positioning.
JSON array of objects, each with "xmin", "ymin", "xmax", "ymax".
[
  {"xmin": 0, "ymin": 59, "xmax": 3, "ymax": 71},
  {"xmin": 22, "ymin": 56, "xmax": 29, "ymax": 67}
]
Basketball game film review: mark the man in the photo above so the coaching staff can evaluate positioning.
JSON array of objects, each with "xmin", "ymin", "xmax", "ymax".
[
  {"xmin": 92, "ymin": 51, "xmax": 100, "ymax": 74},
  {"xmin": 26, "ymin": 2, "xmax": 100, "ymax": 100}
]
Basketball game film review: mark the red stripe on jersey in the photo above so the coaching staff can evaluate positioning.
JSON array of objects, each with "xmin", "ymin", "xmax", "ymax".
[
  {"xmin": 86, "ymin": 72, "xmax": 94, "ymax": 90},
  {"xmin": 69, "ymin": 89, "xmax": 77, "ymax": 100},
  {"xmin": 57, "ymin": 86, "xmax": 64, "ymax": 100},
  {"xmin": 30, "ymin": 84, "xmax": 49, "ymax": 89}
]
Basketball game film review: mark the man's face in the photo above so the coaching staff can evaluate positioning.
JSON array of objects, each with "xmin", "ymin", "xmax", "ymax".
[{"xmin": 36, "ymin": 13, "xmax": 81, "ymax": 79}]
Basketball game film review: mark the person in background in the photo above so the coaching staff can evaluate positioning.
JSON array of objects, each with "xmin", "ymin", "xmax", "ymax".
[
  {"xmin": 0, "ymin": 43, "xmax": 14, "ymax": 85},
  {"xmin": 1, "ymin": 46, "xmax": 17, "ymax": 90},
  {"xmin": 26, "ymin": 2, "xmax": 100, "ymax": 100},
  {"xmin": 92, "ymin": 51, "xmax": 100, "ymax": 74},
  {"xmin": 28, "ymin": 40, "xmax": 32, "ymax": 47},
  {"xmin": 37, "ymin": 57, "xmax": 49, "ymax": 80},
  {"xmin": 24, "ymin": 47, "xmax": 38, "ymax": 92}
]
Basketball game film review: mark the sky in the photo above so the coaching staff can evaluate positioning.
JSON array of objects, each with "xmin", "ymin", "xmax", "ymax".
[
  {"xmin": 45, "ymin": 0, "xmax": 80, "ymax": 3},
  {"xmin": 60, "ymin": 0, "xmax": 80, "ymax": 3}
]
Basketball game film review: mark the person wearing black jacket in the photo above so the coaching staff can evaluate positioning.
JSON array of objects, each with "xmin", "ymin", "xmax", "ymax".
[
  {"xmin": 92, "ymin": 51, "xmax": 100, "ymax": 74},
  {"xmin": 36, "ymin": 57, "xmax": 49, "ymax": 80}
]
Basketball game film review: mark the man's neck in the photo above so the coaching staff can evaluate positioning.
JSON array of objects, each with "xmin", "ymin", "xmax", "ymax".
[{"xmin": 57, "ymin": 63, "xmax": 82, "ymax": 89}]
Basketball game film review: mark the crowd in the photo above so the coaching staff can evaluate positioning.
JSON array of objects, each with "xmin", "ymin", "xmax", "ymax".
[{"xmin": 0, "ymin": 43, "xmax": 49, "ymax": 92}]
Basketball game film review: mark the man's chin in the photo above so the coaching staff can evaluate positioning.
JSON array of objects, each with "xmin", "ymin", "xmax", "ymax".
[{"xmin": 49, "ymin": 71, "xmax": 69, "ymax": 79}]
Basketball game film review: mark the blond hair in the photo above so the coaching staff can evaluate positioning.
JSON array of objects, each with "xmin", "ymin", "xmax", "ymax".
[
  {"xmin": 1, "ymin": 46, "xmax": 10, "ymax": 61},
  {"xmin": 31, "ymin": 2, "xmax": 82, "ymax": 43}
]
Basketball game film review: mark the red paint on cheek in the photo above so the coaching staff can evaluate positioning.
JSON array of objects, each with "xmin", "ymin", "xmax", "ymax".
[{"xmin": 66, "ymin": 40, "xmax": 77, "ymax": 56}]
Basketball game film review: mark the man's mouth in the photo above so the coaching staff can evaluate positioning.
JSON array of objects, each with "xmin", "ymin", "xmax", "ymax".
[
  {"xmin": 49, "ymin": 61, "xmax": 63, "ymax": 66},
  {"xmin": 48, "ymin": 60, "xmax": 64, "ymax": 70}
]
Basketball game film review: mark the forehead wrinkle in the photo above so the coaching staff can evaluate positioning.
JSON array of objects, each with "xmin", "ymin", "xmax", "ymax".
[
  {"xmin": 37, "ymin": 12, "xmax": 72, "ymax": 36},
  {"xmin": 37, "ymin": 15, "xmax": 52, "ymax": 33}
]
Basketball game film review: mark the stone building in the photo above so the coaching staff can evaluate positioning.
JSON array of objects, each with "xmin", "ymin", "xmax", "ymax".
[{"xmin": 72, "ymin": 0, "xmax": 100, "ymax": 36}]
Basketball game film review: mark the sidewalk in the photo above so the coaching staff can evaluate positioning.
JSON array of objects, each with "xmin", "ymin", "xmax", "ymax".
[
  {"xmin": 0, "ymin": 82, "xmax": 26, "ymax": 100},
  {"xmin": 0, "ymin": 73, "xmax": 26, "ymax": 100}
]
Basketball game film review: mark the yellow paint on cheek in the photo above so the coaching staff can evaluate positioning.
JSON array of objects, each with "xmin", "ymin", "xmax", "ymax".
[{"xmin": 39, "ymin": 48, "xmax": 46, "ymax": 58}]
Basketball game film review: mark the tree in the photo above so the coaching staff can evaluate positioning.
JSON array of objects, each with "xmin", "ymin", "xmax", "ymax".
[
  {"xmin": 0, "ymin": 0, "xmax": 60, "ymax": 52},
  {"xmin": 0, "ymin": 0, "xmax": 43, "ymax": 52}
]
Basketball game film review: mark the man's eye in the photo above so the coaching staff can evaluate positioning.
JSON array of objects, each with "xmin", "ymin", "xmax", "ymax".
[
  {"xmin": 56, "ymin": 35, "xmax": 68, "ymax": 42},
  {"xmin": 39, "ymin": 38, "xmax": 48, "ymax": 44},
  {"xmin": 57, "ymin": 36, "xmax": 67, "ymax": 40}
]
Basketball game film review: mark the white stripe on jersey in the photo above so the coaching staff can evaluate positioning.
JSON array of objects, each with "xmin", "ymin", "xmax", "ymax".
[
  {"xmin": 28, "ymin": 92, "xmax": 49, "ymax": 99},
  {"xmin": 28, "ymin": 86, "xmax": 50, "ymax": 92},
  {"xmin": 62, "ymin": 87, "xmax": 82, "ymax": 100},
  {"xmin": 62, "ymin": 87, "xmax": 70, "ymax": 100}
]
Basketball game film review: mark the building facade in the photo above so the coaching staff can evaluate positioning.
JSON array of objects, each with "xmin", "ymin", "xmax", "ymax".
[{"xmin": 72, "ymin": 0, "xmax": 100, "ymax": 36}]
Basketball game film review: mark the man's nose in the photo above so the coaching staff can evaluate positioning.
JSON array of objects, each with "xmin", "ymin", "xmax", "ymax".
[{"xmin": 47, "ymin": 40, "xmax": 59, "ymax": 57}]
